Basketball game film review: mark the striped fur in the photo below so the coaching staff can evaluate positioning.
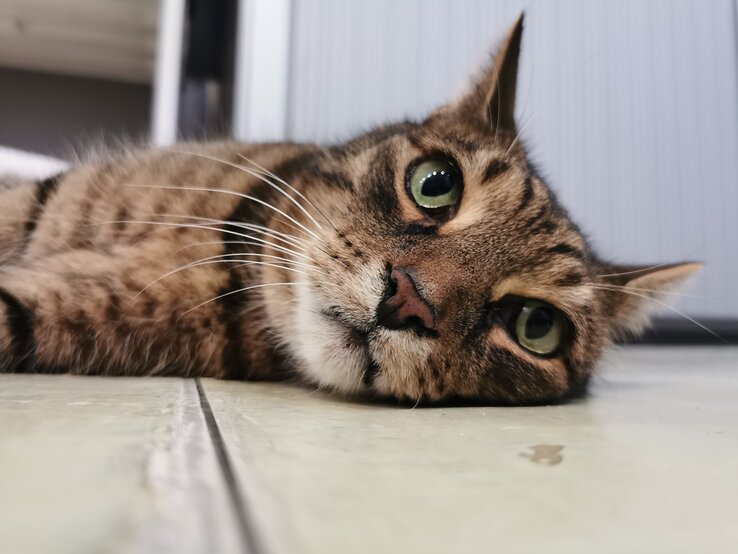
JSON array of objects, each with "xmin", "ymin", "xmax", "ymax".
[{"xmin": 0, "ymin": 17, "xmax": 698, "ymax": 404}]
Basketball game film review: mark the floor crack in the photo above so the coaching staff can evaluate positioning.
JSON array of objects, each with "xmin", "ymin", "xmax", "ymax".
[{"xmin": 195, "ymin": 378, "xmax": 263, "ymax": 554}]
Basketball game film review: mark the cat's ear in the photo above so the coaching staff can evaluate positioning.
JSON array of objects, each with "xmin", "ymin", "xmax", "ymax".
[
  {"xmin": 434, "ymin": 14, "xmax": 524, "ymax": 134},
  {"xmin": 601, "ymin": 262, "xmax": 702, "ymax": 338}
]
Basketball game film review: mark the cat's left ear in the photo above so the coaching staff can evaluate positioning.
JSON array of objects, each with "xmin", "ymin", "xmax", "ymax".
[
  {"xmin": 433, "ymin": 13, "xmax": 524, "ymax": 134},
  {"xmin": 601, "ymin": 262, "xmax": 703, "ymax": 338}
]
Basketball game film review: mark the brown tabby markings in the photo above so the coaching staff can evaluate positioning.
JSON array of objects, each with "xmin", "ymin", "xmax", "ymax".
[{"xmin": 0, "ymin": 16, "xmax": 699, "ymax": 404}]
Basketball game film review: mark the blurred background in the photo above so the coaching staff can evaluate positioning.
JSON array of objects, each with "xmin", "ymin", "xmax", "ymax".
[{"xmin": 0, "ymin": 0, "xmax": 736, "ymax": 335}]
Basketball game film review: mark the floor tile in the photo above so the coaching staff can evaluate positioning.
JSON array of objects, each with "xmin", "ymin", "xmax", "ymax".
[
  {"xmin": 0, "ymin": 376, "xmax": 242, "ymax": 554},
  {"xmin": 202, "ymin": 347, "xmax": 738, "ymax": 553}
]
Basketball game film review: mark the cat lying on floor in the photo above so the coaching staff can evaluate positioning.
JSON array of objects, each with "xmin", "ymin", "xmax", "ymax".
[{"xmin": 0, "ymin": 16, "xmax": 698, "ymax": 404}]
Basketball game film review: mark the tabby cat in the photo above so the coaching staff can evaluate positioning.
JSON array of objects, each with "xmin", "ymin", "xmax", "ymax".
[{"xmin": 0, "ymin": 17, "xmax": 698, "ymax": 404}]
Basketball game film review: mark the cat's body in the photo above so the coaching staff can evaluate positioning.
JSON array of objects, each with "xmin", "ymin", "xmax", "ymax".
[
  {"xmin": 0, "ymin": 18, "xmax": 698, "ymax": 403},
  {"xmin": 0, "ymin": 141, "xmax": 312, "ymax": 380}
]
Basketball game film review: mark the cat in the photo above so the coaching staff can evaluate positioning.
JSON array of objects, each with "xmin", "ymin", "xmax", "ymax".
[{"xmin": 0, "ymin": 15, "xmax": 699, "ymax": 404}]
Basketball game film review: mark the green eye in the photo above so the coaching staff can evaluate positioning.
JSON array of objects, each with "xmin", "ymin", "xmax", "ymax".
[
  {"xmin": 407, "ymin": 159, "xmax": 462, "ymax": 210},
  {"xmin": 514, "ymin": 300, "xmax": 566, "ymax": 356}
]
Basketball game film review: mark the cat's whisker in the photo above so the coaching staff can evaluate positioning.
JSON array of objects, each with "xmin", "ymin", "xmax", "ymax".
[
  {"xmin": 226, "ymin": 207, "xmax": 347, "ymax": 267},
  {"xmin": 410, "ymin": 394, "xmax": 423, "ymax": 410},
  {"xmin": 184, "ymin": 281, "xmax": 317, "ymax": 314},
  {"xmin": 222, "ymin": 216, "xmax": 347, "ymax": 269},
  {"xmin": 163, "ymin": 149, "xmax": 326, "ymax": 234},
  {"xmin": 596, "ymin": 244, "xmax": 708, "ymax": 279},
  {"xmin": 146, "ymin": 213, "xmax": 312, "ymax": 252},
  {"xmin": 228, "ymin": 260, "xmax": 313, "ymax": 276},
  {"xmin": 508, "ymin": 47, "xmax": 537, "ymax": 149},
  {"xmin": 173, "ymin": 238, "xmax": 348, "ymax": 273},
  {"xmin": 503, "ymin": 110, "xmax": 535, "ymax": 158},
  {"xmin": 491, "ymin": 62, "xmax": 503, "ymax": 148},
  {"xmin": 176, "ymin": 250, "xmax": 313, "ymax": 269},
  {"xmin": 172, "ymin": 258, "xmax": 320, "ymax": 279},
  {"xmin": 123, "ymin": 183, "xmax": 323, "ymax": 243},
  {"xmin": 236, "ymin": 153, "xmax": 341, "ymax": 234},
  {"xmin": 583, "ymin": 282, "xmax": 705, "ymax": 299},
  {"xmin": 137, "ymin": 253, "xmax": 323, "ymax": 296},
  {"xmin": 175, "ymin": 240, "xmax": 262, "ymax": 254},
  {"xmin": 230, "ymin": 219, "xmax": 345, "ymax": 268},
  {"xmin": 157, "ymin": 214, "xmax": 348, "ymax": 267},
  {"xmin": 184, "ymin": 254, "xmax": 323, "ymax": 275},
  {"xmin": 209, "ymin": 161, "xmax": 350, "ymax": 266},
  {"xmin": 596, "ymin": 263, "xmax": 689, "ymax": 279},
  {"xmin": 503, "ymin": 132, "xmax": 522, "ymax": 157},
  {"xmin": 587, "ymin": 284, "xmax": 727, "ymax": 343},
  {"xmin": 91, "ymin": 219, "xmax": 318, "ymax": 263}
]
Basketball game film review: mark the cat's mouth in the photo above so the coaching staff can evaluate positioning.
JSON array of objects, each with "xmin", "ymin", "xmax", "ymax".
[
  {"xmin": 320, "ymin": 306, "xmax": 381, "ymax": 387},
  {"xmin": 320, "ymin": 306, "xmax": 371, "ymax": 335}
]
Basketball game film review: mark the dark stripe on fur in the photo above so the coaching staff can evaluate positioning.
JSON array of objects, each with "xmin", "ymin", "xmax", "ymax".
[
  {"xmin": 217, "ymin": 270, "xmax": 251, "ymax": 380},
  {"xmin": 312, "ymin": 170, "xmax": 354, "ymax": 191},
  {"xmin": 363, "ymin": 142, "xmax": 400, "ymax": 219},
  {"xmin": 363, "ymin": 357, "xmax": 381, "ymax": 387},
  {"xmin": 0, "ymin": 289, "xmax": 35, "ymax": 373},
  {"xmin": 70, "ymin": 183, "xmax": 103, "ymax": 249},
  {"xmin": 525, "ymin": 205, "xmax": 547, "ymax": 228},
  {"xmin": 484, "ymin": 347, "xmax": 560, "ymax": 403},
  {"xmin": 535, "ymin": 219, "xmax": 558, "ymax": 234},
  {"xmin": 105, "ymin": 289, "xmax": 122, "ymax": 321},
  {"xmin": 220, "ymin": 150, "xmax": 320, "ymax": 379},
  {"xmin": 482, "ymin": 159, "xmax": 510, "ymax": 184},
  {"xmin": 526, "ymin": 205, "xmax": 557, "ymax": 234},
  {"xmin": 554, "ymin": 270, "xmax": 585, "ymax": 287},
  {"xmin": 341, "ymin": 121, "xmax": 417, "ymax": 156},
  {"xmin": 23, "ymin": 174, "xmax": 62, "ymax": 241},
  {"xmin": 224, "ymin": 150, "xmax": 319, "ymax": 241},
  {"xmin": 401, "ymin": 223, "xmax": 437, "ymax": 236},
  {"xmin": 421, "ymin": 133, "xmax": 480, "ymax": 153},
  {"xmin": 113, "ymin": 206, "xmax": 129, "ymax": 237},
  {"xmin": 517, "ymin": 176, "xmax": 534, "ymax": 212},
  {"xmin": 546, "ymin": 243, "xmax": 585, "ymax": 261}
]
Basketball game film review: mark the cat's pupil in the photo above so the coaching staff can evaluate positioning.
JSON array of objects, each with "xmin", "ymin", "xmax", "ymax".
[
  {"xmin": 525, "ymin": 307, "xmax": 554, "ymax": 339},
  {"xmin": 420, "ymin": 171, "xmax": 453, "ymax": 197}
]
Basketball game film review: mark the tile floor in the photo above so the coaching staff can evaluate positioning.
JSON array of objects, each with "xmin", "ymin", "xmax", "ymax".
[{"xmin": 1, "ymin": 346, "xmax": 736, "ymax": 553}]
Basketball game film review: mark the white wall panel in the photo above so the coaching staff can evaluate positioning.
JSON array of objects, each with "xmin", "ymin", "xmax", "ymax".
[{"xmin": 285, "ymin": 0, "xmax": 738, "ymax": 319}]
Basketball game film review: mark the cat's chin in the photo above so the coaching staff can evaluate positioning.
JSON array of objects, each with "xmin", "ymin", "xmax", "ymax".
[{"xmin": 291, "ymin": 285, "xmax": 373, "ymax": 395}]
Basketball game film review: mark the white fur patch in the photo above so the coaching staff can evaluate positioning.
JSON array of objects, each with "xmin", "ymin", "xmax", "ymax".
[
  {"xmin": 292, "ymin": 286, "xmax": 367, "ymax": 394},
  {"xmin": 369, "ymin": 330, "xmax": 433, "ymax": 396},
  {"xmin": 289, "ymin": 259, "xmax": 433, "ymax": 397}
]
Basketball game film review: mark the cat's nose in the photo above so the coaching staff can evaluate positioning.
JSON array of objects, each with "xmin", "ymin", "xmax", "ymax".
[{"xmin": 376, "ymin": 268, "xmax": 436, "ymax": 333}]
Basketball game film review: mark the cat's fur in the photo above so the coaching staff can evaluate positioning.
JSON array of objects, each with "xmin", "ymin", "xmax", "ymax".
[{"xmin": 0, "ymin": 17, "xmax": 698, "ymax": 404}]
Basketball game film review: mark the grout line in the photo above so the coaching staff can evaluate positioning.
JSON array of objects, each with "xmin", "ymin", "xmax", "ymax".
[{"xmin": 195, "ymin": 378, "xmax": 264, "ymax": 554}]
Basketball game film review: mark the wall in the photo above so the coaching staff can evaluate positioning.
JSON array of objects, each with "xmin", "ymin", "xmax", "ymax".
[
  {"xmin": 278, "ymin": 0, "xmax": 738, "ymax": 319},
  {"xmin": 0, "ymin": 67, "xmax": 151, "ymax": 157}
]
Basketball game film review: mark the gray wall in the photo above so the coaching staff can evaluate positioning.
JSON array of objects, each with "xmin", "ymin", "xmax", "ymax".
[
  {"xmin": 286, "ymin": 0, "xmax": 738, "ymax": 319},
  {"xmin": 0, "ymin": 68, "xmax": 151, "ymax": 158}
]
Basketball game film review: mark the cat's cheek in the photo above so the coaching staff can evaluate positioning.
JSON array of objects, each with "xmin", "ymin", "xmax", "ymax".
[{"xmin": 291, "ymin": 287, "xmax": 366, "ymax": 395}]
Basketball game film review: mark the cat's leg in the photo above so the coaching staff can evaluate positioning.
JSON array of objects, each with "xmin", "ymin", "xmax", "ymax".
[{"xmin": 0, "ymin": 250, "xmax": 229, "ymax": 376}]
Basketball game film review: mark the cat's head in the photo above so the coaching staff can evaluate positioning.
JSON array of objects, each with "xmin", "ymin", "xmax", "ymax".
[{"xmin": 276, "ymin": 15, "xmax": 700, "ymax": 404}]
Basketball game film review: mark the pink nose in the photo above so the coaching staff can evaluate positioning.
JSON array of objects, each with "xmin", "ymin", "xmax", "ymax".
[{"xmin": 376, "ymin": 268, "xmax": 436, "ymax": 333}]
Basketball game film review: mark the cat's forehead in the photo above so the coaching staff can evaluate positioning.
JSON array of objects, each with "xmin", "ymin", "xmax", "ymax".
[{"xmin": 407, "ymin": 119, "xmax": 516, "ymax": 161}]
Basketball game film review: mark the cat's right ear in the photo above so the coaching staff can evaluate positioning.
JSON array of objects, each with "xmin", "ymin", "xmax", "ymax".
[
  {"xmin": 431, "ymin": 13, "xmax": 524, "ymax": 135},
  {"xmin": 600, "ymin": 262, "xmax": 703, "ymax": 339}
]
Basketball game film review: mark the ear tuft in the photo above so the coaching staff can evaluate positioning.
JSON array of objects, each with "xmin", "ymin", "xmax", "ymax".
[
  {"xmin": 601, "ymin": 262, "xmax": 703, "ymax": 339},
  {"xmin": 485, "ymin": 12, "xmax": 524, "ymax": 133},
  {"xmin": 432, "ymin": 13, "xmax": 525, "ymax": 135}
]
